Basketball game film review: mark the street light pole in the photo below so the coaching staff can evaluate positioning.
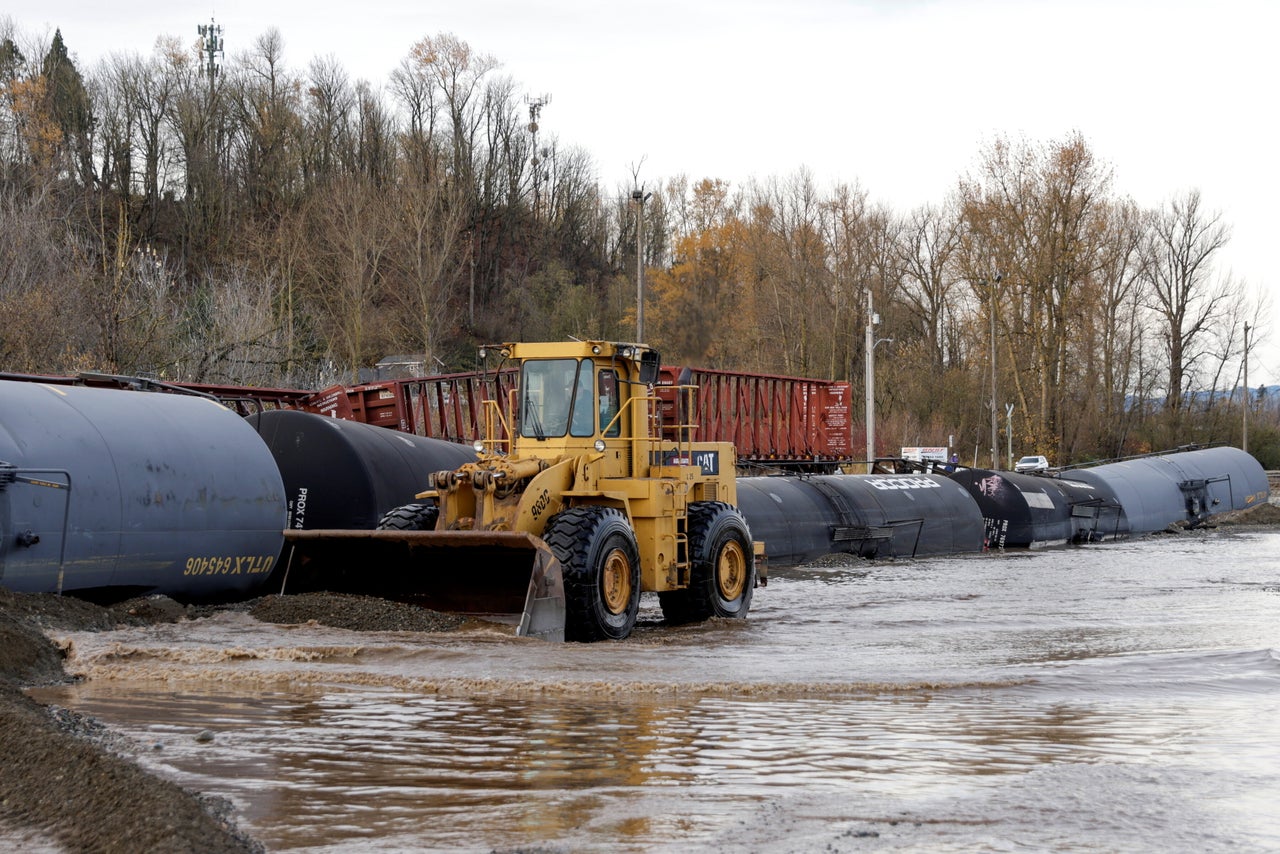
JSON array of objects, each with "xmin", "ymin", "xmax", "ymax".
[
  {"xmin": 864, "ymin": 290, "xmax": 893, "ymax": 474},
  {"xmin": 1243, "ymin": 321, "xmax": 1251, "ymax": 453},
  {"xmin": 1005, "ymin": 402, "xmax": 1015, "ymax": 470},
  {"xmin": 632, "ymin": 189, "xmax": 651, "ymax": 341},
  {"xmin": 865, "ymin": 290, "xmax": 875, "ymax": 473},
  {"xmin": 468, "ymin": 238, "xmax": 475, "ymax": 327},
  {"xmin": 989, "ymin": 273, "xmax": 1002, "ymax": 469}
]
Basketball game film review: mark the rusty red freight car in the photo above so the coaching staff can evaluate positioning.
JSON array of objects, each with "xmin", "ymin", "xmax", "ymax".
[
  {"xmin": 655, "ymin": 366, "xmax": 852, "ymax": 471},
  {"xmin": 293, "ymin": 364, "xmax": 852, "ymax": 471},
  {"xmin": 301, "ymin": 369, "xmax": 518, "ymax": 443}
]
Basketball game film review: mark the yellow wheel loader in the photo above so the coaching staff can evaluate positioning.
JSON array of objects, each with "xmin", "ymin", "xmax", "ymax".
[{"xmin": 281, "ymin": 341, "xmax": 765, "ymax": 641}]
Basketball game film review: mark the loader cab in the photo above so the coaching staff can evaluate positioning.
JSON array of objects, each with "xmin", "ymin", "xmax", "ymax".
[
  {"xmin": 497, "ymin": 341, "xmax": 659, "ymax": 459},
  {"xmin": 518, "ymin": 349, "xmax": 655, "ymax": 436},
  {"xmin": 520, "ymin": 358, "xmax": 618, "ymax": 441}
]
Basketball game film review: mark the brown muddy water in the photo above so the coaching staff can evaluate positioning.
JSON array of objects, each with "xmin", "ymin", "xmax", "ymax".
[{"xmin": 32, "ymin": 528, "xmax": 1280, "ymax": 852}]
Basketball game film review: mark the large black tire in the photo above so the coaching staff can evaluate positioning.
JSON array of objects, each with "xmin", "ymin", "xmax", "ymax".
[
  {"xmin": 660, "ymin": 502, "xmax": 754, "ymax": 625},
  {"xmin": 375, "ymin": 502, "xmax": 439, "ymax": 531},
  {"xmin": 542, "ymin": 506, "xmax": 641, "ymax": 642}
]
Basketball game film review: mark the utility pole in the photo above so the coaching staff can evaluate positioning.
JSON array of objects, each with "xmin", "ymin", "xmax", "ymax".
[
  {"xmin": 865, "ymin": 290, "xmax": 875, "ymax": 473},
  {"xmin": 468, "ymin": 238, "xmax": 476, "ymax": 327},
  {"xmin": 863, "ymin": 291, "xmax": 892, "ymax": 473},
  {"xmin": 1243, "ymin": 322, "xmax": 1250, "ymax": 453},
  {"xmin": 632, "ymin": 189, "xmax": 651, "ymax": 341},
  {"xmin": 1005, "ymin": 403, "xmax": 1015, "ymax": 470},
  {"xmin": 989, "ymin": 273, "xmax": 1002, "ymax": 469}
]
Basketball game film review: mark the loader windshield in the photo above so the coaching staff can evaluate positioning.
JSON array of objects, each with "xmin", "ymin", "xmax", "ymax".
[{"xmin": 521, "ymin": 358, "xmax": 595, "ymax": 438}]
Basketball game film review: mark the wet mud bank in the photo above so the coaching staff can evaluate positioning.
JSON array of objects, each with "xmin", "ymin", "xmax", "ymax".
[{"xmin": 0, "ymin": 590, "xmax": 462, "ymax": 851}]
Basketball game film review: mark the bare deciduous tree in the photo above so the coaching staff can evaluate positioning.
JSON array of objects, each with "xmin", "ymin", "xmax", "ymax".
[
  {"xmin": 959, "ymin": 133, "xmax": 1113, "ymax": 459},
  {"xmin": 897, "ymin": 202, "xmax": 964, "ymax": 369},
  {"xmin": 1142, "ymin": 188, "xmax": 1232, "ymax": 412}
]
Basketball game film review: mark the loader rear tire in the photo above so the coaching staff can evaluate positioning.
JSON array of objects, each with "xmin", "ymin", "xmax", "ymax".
[
  {"xmin": 543, "ymin": 506, "xmax": 640, "ymax": 642},
  {"xmin": 660, "ymin": 502, "xmax": 754, "ymax": 625},
  {"xmin": 376, "ymin": 502, "xmax": 439, "ymax": 531}
]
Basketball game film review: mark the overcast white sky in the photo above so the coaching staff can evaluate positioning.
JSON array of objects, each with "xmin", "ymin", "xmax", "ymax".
[{"xmin": 9, "ymin": 0, "xmax": 1278, "ymax": 382}]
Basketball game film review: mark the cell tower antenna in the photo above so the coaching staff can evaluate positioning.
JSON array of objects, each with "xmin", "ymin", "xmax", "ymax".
[
  {"xmin": 525, "ymin": 93, "xmax": 551, "ymax": 217},
  {"xmin": 197, "ymin": 17, "xmax": 224, "ymax": 93}
]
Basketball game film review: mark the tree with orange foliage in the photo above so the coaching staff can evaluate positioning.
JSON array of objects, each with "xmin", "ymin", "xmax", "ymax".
[
  {"xmin": 6, "ymin": 74, "xmax": 61, "ymax": 175},
  {"xmin": 646, "ymin": 178, "xmax": 759, "ymax": 368}
]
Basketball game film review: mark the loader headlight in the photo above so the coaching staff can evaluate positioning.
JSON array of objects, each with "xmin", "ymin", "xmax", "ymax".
[
  {"xmin": 594, "ymin": 439, "xmax": 606, "ymax": 452},
  {"xmin": 473, "ymin": 440, "xmax": 485, "ymax": 454}
]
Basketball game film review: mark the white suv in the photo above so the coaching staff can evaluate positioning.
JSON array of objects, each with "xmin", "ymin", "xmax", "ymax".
[{"xmin": 1014, "ymin": 455, "xmax": 1049, "ymax": 473}]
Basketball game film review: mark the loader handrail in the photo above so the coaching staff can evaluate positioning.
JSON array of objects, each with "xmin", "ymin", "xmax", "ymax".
[
  {"xmin": 665, "ymin": 383, "xmax": 699, "ymax": 438},
  {"xmin": 478, "ymin": 397, "xmax": 512, "ymax": 453},
  {"xmin": 602, "ymin": 383, "xmax": 701, "ymax": 466},
  {"xmin": 659, "ymin": 383, "xmax": 700, "ymax": 462}
]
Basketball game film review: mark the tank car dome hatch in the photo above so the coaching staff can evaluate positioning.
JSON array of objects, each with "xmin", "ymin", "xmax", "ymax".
[
  {"xmin": 0, "ymin": 380, "xmax": 287, "ymax": 603},
  {"xmin": 247, "ymin": 409, "xmax": 475, "ymax": 533},
  {"xmin": 737, "ymin": 473, "xmax": 985, "ymax": 568}
]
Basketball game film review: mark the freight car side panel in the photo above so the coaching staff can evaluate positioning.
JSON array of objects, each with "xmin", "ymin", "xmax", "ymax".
[
  {"xmin": 657, "ymin": 366, "xmax": 853, "ymax": 467},
  {"xmin": 301, "ymin": 371, "xmax": 518, "ymax": 444}
]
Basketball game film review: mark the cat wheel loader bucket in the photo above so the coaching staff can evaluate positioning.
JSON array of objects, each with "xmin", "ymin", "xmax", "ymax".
[{"xmin": 279, "ymin": 529, "xmax": 567, "ymax": 641}]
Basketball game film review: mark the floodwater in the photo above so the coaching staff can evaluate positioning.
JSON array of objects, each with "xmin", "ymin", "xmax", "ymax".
[{"xmin": 33, "ymin": 528, "xmax": 1280, "ymax": 852}]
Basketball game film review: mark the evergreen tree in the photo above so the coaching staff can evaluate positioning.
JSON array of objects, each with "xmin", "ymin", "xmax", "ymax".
[
  {"xmin": 40, "ymin": 29, "xmax": 93, "ymax": 182},
  {"xmin": 0, "ymin": 38, "xmax": 24, "ymax": 79}
]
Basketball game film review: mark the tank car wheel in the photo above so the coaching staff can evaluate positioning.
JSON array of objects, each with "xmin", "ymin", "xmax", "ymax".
[
  {"xmin": 542, "ymin": 506, "xmax": 641, "ymax": 642},
  {"xmin": 375, "ymin": 502, "xmax": 439, "ymax": 531},
  {"xmin": 660, "ymin": 502, "xmax": 754, "ymax": 625}
]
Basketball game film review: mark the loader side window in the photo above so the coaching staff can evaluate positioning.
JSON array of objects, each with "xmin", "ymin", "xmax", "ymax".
[
  {"xmin": 569, "ymin": 362, "xmax": 595, "ymax": 437},
  {"xmin": 521, "ymin": 359, "xmax": 579, "ymax": 438},
  {"xmin": 598, "ymin": 370, "xmax": 621, "ymax": 437}
]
